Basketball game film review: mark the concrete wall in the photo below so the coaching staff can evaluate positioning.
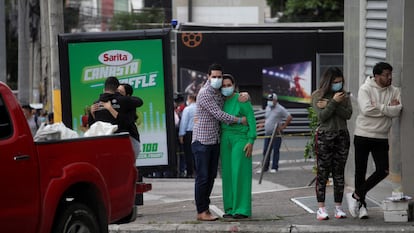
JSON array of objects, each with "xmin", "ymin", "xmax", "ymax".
[
  {"xmin": 398, "ymin": 0, "xmax": 414, "ymax": 196},
  {"xmin": 343, "ymin": 0, "xmax": 365, "ymax": 189}
]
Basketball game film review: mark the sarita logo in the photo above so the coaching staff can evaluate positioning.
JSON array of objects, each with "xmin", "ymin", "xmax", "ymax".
[{"xmin": 98, "ymin": 50, "xmax": 133, "ymax": 66}]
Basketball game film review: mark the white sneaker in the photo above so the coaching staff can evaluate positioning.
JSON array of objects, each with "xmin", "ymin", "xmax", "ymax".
[
  {"xmin": 359, "ymin": 204, "xmax": 369, "ymax": 219},
  {"xmin": 346, "ymin": 193, "xmax": 359, "ymax": 218},
  {"xmin": 334, "ymin": 206, "xmax": 347, "ymax": 219},
  {"xmin": 270, "ymin": 169, "xmax": 277, "ymax": 173},
  {"xmin": 316, "ymin": 207, "xmax": 329, "ymax": 220}
]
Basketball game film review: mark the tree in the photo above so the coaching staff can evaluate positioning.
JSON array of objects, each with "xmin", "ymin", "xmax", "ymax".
[
  {"xmin": 266, "ymin": 0, "xmax": 287, "ymax": 18},
  {"xmin": 267, "ymin": 0, "xmax": 344, "ymax": 22}
]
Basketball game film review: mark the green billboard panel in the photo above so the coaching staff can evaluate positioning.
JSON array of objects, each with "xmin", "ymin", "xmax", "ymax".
[{"xmin": 58, "ymin": 29, "xmax": 175, "ymax": 168}]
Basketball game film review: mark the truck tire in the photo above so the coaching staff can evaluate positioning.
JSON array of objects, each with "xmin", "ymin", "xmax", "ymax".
[{"xmin": 53, "ymin": 202, "xmax": 101, "ymax": 233}]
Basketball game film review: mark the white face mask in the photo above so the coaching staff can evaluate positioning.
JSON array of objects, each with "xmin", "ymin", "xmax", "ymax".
[
  {"xmin": 210, "ymin": 78, "xmax": 222, "ymax": 89},
  {"xmin": 186, "ymin": 100, "xmax": 190, "ymax": 106},
  {"xmin": 221, "ymin": 86, "xmax": 234, "ymax": 96},
  {"xmin": 267, "ymin": 101, "xmax": 274, "ymax": 107}
]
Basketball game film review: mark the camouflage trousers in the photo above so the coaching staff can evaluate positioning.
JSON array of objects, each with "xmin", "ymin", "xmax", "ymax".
[{"xmin": 315, "ymin": 129, "xmax": 350, "ymax": 203}]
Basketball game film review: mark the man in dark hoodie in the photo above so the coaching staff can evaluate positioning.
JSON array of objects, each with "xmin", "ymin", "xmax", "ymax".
[{"xmin": 89, "ymin": 76, "xmax": 143, "ymax": 158}]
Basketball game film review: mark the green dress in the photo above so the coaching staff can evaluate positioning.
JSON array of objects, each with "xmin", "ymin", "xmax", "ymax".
[{"xmin": 220, "ymin": 93, "xmax": 257, "ymax": 216}]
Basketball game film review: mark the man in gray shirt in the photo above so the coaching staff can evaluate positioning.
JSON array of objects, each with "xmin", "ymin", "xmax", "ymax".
[{"xmin": 257, "ymin": 93, "xmax": 292, "ymax": 173}]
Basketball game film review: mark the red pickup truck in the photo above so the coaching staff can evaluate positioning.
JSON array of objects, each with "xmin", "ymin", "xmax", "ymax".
[{"xmin": 0, "ymin": 81, "xmax": 150, "ymax": 233}]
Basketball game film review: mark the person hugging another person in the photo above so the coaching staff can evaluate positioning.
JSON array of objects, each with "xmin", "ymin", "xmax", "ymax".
[
  {"xmin": 220, "ymin": 74, "xmax": 257, "ymax": 219},
  {"xmin": 89, "ymin": 77, "xmax": 143, "ymax": 159}
]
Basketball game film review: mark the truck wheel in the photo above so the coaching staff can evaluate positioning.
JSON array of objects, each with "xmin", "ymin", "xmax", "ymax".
[{"xmin": 53, "ymin": 202, "xmax": 101, "ymax": 233}]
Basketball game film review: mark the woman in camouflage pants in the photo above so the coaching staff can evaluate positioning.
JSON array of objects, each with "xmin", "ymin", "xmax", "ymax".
[{"xmin": 311, "ymin": 67, "xmax": 352, "ymax": 220}]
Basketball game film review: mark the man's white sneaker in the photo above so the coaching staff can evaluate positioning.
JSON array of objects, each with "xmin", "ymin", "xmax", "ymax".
[
  {"xmin": 346, "ymin": 193, "xmax": 359, "ymax": 218},
  {"xmin": 270, "ymin": 169, "xmax": 277, "ymax": 173},
  {"xmin": 316, "ymin": 207, "xmax": 329, "ymax": 220},
  {"xmin": 359, "ymin": 204, "xmax": 369, "ymax": 219},
  {"xmin": 334, "ymin": 206, "xmax": 347, "ymax": 219}
]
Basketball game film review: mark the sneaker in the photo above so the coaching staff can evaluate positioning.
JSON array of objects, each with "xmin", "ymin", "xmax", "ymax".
[
  {"xmin": 316, "ymin": 207, "xmax": 329, "ymax": 220},
  {"xmin": 334, "ymin": 206, "xmax": 347, "ymax": 219},
  {"xmin": 359, "ymin": 203, "xmax": 369, "ymax": 219},
  {"xmin": 270, "ymin": 169, "xmax": 277, "ymax": 173},
  {"xmin": 346, "ymin": 193, "xmax": 359, "ymax": 218}
]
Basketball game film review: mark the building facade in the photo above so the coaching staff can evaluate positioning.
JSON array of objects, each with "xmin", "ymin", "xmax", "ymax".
[{"xmin": 344, "ymin": 0, "xmax": 414, "ymax": 197}]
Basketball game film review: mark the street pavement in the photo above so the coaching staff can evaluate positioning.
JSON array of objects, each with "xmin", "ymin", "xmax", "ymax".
[{"xmin": 109, "ymin": 136, "xmax": 414, "ymax": 233}]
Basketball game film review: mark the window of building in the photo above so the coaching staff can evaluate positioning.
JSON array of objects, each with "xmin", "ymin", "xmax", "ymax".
[{"xmin": 227, "ymin": 45, "xmax": 272, "ymax": 59}]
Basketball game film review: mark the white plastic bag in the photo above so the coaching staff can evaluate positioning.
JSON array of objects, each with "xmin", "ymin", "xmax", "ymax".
[
  {"xmin": 34, "ymin": 122, "xmax": 79, "ymax": 141},
  {"xmin": 84, "ymin": 121, "xmax": 118, "ymax": 137}
]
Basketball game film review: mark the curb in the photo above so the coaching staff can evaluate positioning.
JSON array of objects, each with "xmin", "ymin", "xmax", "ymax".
[{"xmin": 109, "ymin": 223, "xmax": 414, "ymax": 233}]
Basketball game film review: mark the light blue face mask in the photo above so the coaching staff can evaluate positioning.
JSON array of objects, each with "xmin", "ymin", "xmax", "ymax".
[
  {"xmin": 210, "ymin": 78, "xmax": 222, "ymax": 89},
  {"xmin": 331, "ymin": 82, "xmax": 343, "ymax": 92},
  {"xmin": 267, "ymin": 101, "xmax": 274, "ymax": 107},
  {"xmin": 221, "ymin": 86, "xmax": 234, "ymax": 96}
]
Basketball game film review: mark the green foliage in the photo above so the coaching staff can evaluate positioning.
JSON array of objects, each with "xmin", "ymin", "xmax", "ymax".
[
  {"xmin": 268, "ymin": 0, "xmax": 344, "ymax": 22},
  {"xmin": 266, "ymin": 0, "xmax": 287, "ymax": 17},
  {"xmin": 304, "ymin": 106, "xmax": 318, "ymax": 160},
  {"xmin": 110, "ymin": 8, "xmax": 165, "ymax": 30}
]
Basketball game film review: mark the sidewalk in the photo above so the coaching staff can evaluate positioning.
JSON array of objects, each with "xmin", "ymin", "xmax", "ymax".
[{"xmin": 109, "ymin": 177, "xmax": 414, "ymax": 233}]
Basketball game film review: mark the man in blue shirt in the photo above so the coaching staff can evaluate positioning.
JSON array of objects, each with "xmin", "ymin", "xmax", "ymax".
[{"xmin": 179, "ymin": 94, "xmax": 197, "ymax": 178}]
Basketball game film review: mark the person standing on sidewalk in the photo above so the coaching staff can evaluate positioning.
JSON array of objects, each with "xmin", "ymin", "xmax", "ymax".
[
  {"xmin": 311, "ymin": 67, "xmax": 352, "ymax": 220},
  {"xmin": 256, "ymin": 93, "xmax": 292, "ymax": 174},
  {"xmin": 179, "ymin": 94, "xmax": 197, "ymax": 178},
  {"xmin": 220, "ymin": 74, "xmax": 257, "ymax": 219},
  {"xmin": 192, "ymin": 63, "xmax": 247, "ymax": 221},
  {"xmin": 347, "ymin": 62, "xmax": 402, "ymax": 219}
]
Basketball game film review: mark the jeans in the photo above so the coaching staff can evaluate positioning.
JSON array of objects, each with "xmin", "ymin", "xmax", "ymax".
[
  {"xmin": 354, "ymin": 135, "xmax": 389, "ymax": 203},
  {"xmin": 183, "ymin": 131, "xmax": 194, "ymax": 176},
  {"xmin": 262, "ymin": 135, "xmax": 282, "ymax": 171},
  {"xmin": 192, "ymin": 140, "xmax": 220, "ymax": 213}
]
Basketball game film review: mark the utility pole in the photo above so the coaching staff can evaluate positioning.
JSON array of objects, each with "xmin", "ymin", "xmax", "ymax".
[
  {"xmin": 39, "ymin": 1, "xmax": 63, "ymax": 115},
  {"xmin": 18, "ymin": 0, "xmax": 30, "ymax": 104},
  {"xmin": 47, "ymin": 0, "xmax": 64, "ymax": 119},
  {"xmin": 0, "ymin": 0, "xmax": 6, "ymax": 83},
  {"xmin": 40, "ymin": 0, "xmax": 50, "ymax": 109}
]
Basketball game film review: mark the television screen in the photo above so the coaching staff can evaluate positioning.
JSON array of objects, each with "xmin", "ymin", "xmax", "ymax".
[{"xmin": 262, "ymin": 61, "xmax": 312, "ymax": 104}]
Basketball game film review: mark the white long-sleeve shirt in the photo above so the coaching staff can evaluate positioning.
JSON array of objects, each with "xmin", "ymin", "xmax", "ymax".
[{"xmin": 354, "ymin": 76, "xmax": 402, "ymax": 139}]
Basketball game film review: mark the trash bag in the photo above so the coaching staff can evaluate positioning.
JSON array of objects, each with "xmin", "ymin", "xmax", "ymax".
[
  {"xmin": 84, "ymin": 121, "xmax": 118, "ymax": 137},
  {"xmin": 34, "ymin": 122, "xmax": 79, "ymax": 141}
]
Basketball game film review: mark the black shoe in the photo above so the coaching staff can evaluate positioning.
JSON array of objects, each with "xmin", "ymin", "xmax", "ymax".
[
  {"xmin": 222, "ymin": 213, "xmax": 233, "ymax": 218},
  {"xmin": 233, "ymin": 214, "xmax": 248, "ymax": 219}
]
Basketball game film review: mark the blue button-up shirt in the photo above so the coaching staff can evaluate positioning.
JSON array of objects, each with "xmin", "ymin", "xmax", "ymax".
[{"xmin": 179, "ymin": 102, "xmax": 196, "ymax": 136}]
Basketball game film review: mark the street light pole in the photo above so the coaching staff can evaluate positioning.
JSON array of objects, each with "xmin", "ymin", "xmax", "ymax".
[{"xmin": 0, "ymin": 0, "xmax": 6, "ymax": 83}]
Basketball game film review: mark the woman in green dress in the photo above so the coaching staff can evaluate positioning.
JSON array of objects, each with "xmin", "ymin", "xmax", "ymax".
[{"xmin": 220, "ymin": 74, "xmax": 257, "ymax": 219}]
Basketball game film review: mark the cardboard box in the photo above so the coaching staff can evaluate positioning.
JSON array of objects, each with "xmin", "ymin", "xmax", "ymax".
[
  {"xmin": 382, "ymin": 200, "xmax": 409, "ymax": 211},
  {"xmin": 384, "ymin": 210, "xmax": 409, "ymax": 222}
]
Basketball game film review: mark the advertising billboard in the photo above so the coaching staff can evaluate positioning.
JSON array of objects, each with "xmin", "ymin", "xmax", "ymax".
[
  {"xmin": 58, "ymin": 29, "xmax": 175, "ymax": 168},
  {"xmin": 262, "ymin": 61, "xmax": 312, "ymax": 104}
]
